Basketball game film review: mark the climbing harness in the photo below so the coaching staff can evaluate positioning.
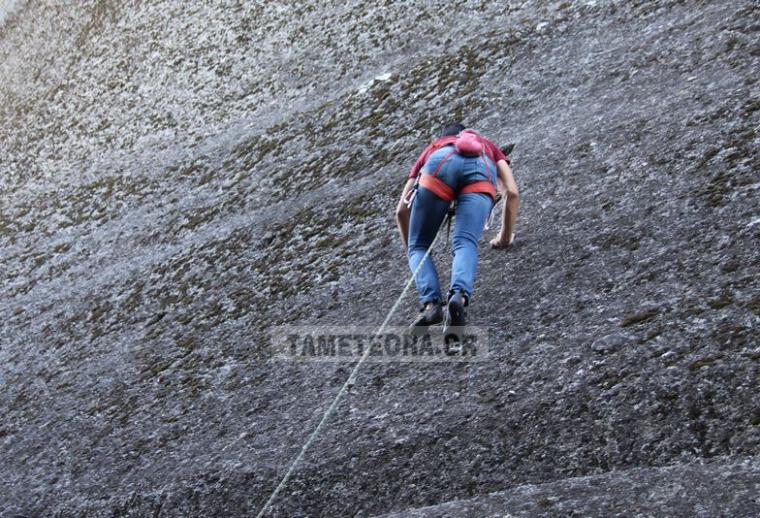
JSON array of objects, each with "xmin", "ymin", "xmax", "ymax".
[{"xmin": 418, "ymin": 130, "xmax": 498, "ymax": 203}]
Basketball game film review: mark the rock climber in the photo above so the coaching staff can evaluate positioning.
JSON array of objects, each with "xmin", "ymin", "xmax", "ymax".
[{"xmin": 395, "ymin": 122, "xmax": 520, "ymax": 335}]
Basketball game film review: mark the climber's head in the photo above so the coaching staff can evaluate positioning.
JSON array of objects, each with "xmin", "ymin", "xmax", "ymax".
[{"xmin": 440, "ymin": 122, "xmax": 465, "ymax": 137}]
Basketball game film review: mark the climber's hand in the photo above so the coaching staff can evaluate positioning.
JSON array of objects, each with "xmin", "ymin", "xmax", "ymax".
[{"xmin": 490, "ymin": 232, "xmax": 515, "ymax": 249}]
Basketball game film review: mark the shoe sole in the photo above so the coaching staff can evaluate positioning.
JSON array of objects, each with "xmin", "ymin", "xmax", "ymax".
[
  {"xmin": 447, "ymin": 299, "xmax": 466, "ymax": 327},
  {"xmin": 409, "ymin": 316, "xmax": 443, "ymax": 337},
  {"xmin": 444, "ymin": 298, "xmax": 466, "ymax": 341}
]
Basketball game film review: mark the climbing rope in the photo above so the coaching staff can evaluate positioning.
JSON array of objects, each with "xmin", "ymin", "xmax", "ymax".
[{"xmin": 255, "ymin": 228, "xmax": 445, "ymax": 517}]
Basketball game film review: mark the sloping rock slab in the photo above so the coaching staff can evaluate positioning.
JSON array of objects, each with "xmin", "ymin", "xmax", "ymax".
[{"xmin": 378, "ymin": 456, "xmax": 760, "ymax": 517}]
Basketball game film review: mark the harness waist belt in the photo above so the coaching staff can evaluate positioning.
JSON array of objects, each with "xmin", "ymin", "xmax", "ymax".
[{"xmin": 419, "ymin": 175, "xmax": 496, "ymax": 202}]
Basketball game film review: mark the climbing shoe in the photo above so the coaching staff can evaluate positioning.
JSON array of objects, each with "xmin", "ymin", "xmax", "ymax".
[
  {"xmin": 444, "ymin": 290, "xmax": 468, "ymax": 341},
  {"xmin": 410, "ymin": 301, "xmax": 443, "ymax": 336}
]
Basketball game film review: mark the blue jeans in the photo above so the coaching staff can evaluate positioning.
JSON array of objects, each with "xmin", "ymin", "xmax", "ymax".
[{"xmin": 408, "ymin": 148, "xmax": 495, "ymax": 304}]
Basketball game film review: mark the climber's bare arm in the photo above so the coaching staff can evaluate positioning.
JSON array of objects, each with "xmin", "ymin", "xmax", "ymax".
[
  {"xmin": 490, "ymin": 160, "xmax": 520, "ymax": 249},
  {"xmin": 395, "ymin": 178, "xmax": 416, "ymax": 250}
]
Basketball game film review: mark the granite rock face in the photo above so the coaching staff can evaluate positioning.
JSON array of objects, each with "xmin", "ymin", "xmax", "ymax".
[
  {"xmin": 379, "ymin": 456, "xmax": 760, "ymax": 517},
  {"xmin": 1, "ymin": 0, "xmax": 758, "ymax": 516}
]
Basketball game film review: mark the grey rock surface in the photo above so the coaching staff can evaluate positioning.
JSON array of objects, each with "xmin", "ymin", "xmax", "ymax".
[
  {"xmin": 379, "ymin": 456, "xmax": 760, "ymax": 517},
  {"xmin": 1, "ymin": 0, "xmax": 758, "ymax": 516}
]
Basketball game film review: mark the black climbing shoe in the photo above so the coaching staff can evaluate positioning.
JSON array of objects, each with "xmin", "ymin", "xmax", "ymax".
[
  {"xmin": 410, "ymin": 301, "xmax": 443, "ymax": 336},
  {"xmin": 444, "ymin": 290, "xmax": 468, "ymax": 341}
]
